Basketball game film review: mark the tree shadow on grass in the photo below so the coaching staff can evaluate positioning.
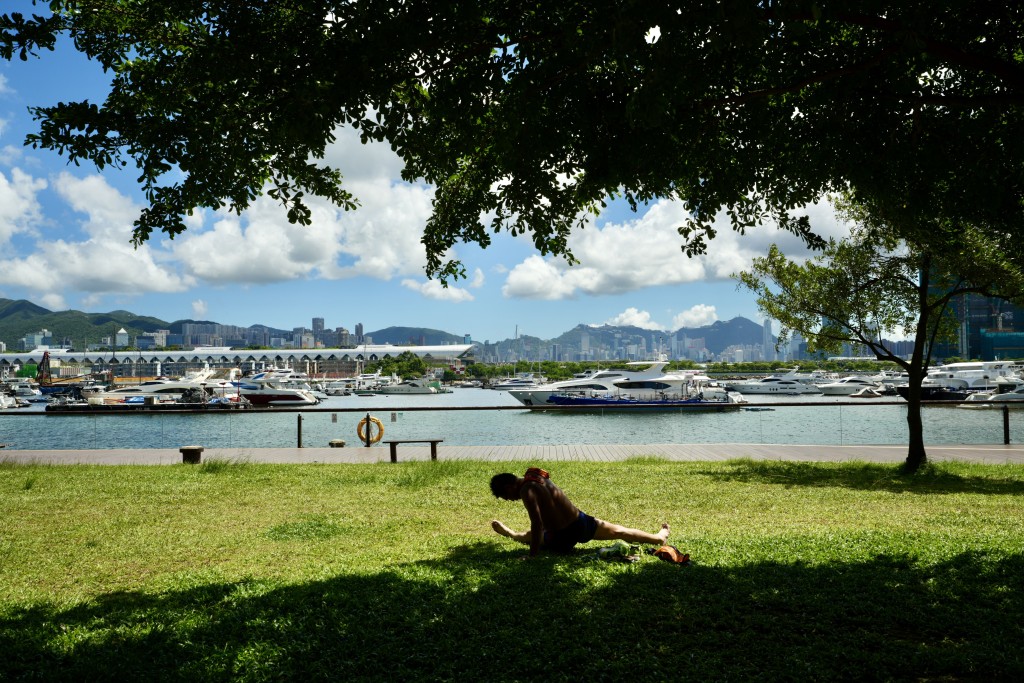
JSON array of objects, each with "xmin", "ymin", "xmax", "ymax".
[
  {"xmin": 1, "ymin": 543, "xmax": 1022, "ymax": 681},
  {"xmin": 700, "ymin": 459, "xmax": 1024, "ymax": 495}
]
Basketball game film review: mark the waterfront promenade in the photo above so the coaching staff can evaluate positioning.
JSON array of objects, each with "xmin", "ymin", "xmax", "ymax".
[{"xmin": 3, "ymin": 442, "xmax": 1023, "ymax": 465}]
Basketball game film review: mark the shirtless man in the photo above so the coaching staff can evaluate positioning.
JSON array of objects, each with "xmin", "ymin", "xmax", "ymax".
[{"xmin": 489, "ymin": 467, "xmax": 670, "ymax": 557}]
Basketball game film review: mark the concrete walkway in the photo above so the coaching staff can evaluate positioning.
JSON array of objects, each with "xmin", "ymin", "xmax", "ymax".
[{"xmin": 3, "ymin": 443, "xmax": 1023, "ymax": 465}]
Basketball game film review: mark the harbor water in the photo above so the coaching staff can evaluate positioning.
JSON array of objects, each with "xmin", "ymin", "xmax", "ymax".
[{"xmin": 3, "ymin": 388, "xmax": 1023, "ymax": 450}]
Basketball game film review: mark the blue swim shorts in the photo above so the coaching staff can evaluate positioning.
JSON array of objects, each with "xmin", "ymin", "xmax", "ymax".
[{"xmin": 543, "ymin": 511, "xmax": 598, "ymax": 552}]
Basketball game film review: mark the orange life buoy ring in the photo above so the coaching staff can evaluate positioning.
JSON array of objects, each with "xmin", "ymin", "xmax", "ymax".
[{"xmin": 357, "ymin": 416, "xmax": 384, "ymax": 444}]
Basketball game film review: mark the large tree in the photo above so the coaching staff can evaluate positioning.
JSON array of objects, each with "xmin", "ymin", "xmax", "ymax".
[
  {"xmin": 3, "ymin": 2, "xmax": 1023, "ymax": 279},
  {"xmin": 737, "ymin": 202, "xmax": 1024, "ymax": 472}
]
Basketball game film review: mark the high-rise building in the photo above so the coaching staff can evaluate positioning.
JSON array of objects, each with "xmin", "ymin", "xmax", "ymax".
[
  {"xmin": 312, "ymin": 317, "xmax": 324, "ymax": 342},
  {"xmin": 762, "ymin": 318, "xmax": 776, "ymax": 361},
  {"xmin": 355, "ymin": 323, "xmax": 364, "ymax": 344}
]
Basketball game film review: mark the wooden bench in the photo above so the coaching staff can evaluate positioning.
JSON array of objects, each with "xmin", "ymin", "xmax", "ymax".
[{"xmin": 381, "ymin": 439, "xmax": 443, "ymax": 463}]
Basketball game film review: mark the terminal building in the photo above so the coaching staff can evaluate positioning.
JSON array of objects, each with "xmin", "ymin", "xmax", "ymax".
[{"xmin": 0, "ymin": 344, "xmax": 476, "ymax": 379}]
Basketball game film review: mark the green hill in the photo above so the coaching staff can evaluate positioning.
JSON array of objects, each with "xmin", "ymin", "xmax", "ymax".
[{"xmin": 0, "ymin": 299, "xmax": 173, "ymax": 350}]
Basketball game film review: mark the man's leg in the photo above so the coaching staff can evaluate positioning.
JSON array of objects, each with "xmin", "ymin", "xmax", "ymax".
[
  {"xmin": 491, "ymin": 519, "xmax": 532, "ymax": 545},
  {"xmin": 592, "ymin": 520, "xmax": 670, "ymax": 545}
]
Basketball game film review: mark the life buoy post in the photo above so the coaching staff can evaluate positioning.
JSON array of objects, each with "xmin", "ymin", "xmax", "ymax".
[{"xmin": 358, "ymin": 413, "xmax": 384, "ymax": 447}]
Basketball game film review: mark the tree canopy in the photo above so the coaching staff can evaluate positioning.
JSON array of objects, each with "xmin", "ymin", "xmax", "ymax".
[
  {"xmin": 737, "ymin": 198, "xmax": 1024, "ymax": 471},
  {"xmin": 3, "ymin": 2, "xmax": 1023, "ymax": 279}
]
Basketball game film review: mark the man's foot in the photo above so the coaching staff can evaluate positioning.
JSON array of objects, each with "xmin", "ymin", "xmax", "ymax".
[
  {"xmin": 657, "ymin": 523, "xmax": 670, "ymax": 543},
  {"xmin": 491, "ymin": 519, "xmax": 516, "ymax": 538}
]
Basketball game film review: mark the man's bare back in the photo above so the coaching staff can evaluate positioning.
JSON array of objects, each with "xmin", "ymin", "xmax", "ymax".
[{"xmin": 489, "ymin": 468, "xmax": 669, "ymax": 557}]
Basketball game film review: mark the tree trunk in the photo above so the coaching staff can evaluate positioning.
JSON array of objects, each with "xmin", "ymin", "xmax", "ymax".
[{"xmin": 903, "ymin": 377, "xmax": 928, "ymax": 473}]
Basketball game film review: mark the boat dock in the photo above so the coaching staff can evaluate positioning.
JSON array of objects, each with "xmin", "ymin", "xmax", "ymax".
[{"xmin": 2, "ymin": 443, "xmax": 1023, "ymax": 465}]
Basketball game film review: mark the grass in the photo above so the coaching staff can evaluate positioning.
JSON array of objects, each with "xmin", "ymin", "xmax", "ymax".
[{"xmin": 1, "ymin": 458, "xmax": 1022, "ymax": 680}]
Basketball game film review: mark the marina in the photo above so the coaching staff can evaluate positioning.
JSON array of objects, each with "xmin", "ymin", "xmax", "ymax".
[{"xmin": 3, "ymin": 387, "xmax": 1024, "ymax": 451}]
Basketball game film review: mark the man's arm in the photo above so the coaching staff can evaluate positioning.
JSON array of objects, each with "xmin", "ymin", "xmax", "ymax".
[{"xmin": 520, "ymin": 486, "xmax": 545, "ymax": 557}]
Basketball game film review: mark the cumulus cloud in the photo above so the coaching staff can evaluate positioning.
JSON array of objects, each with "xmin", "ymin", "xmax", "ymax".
[
  {"xmin": 400, "ymin": 277, "xmax": 475, "ymax": 302},
  {"xmin": 192, "ymin": 299, "xmax": 208, "ymax": 318},
  {"xmin": 0, "ymin": 172, "xmax": 194, "ymax": 296},
  {"xmin": 671, "ymin": 304, "xmax": 718, "ymax": 329},
  {"xmin": 160, "ymin": 123, "xmax": 438, "ymax": 287},
  {"xmin": 602, "ymin": 307, "xmax": 664, "ymax": 330},
  {"xmin": 322, "ymin": 125, "xmax": 406, "ymax": 183},
  {"xmin": 0, "ymin": 123, "xmax": 447, "ymax": 310},
  {"xmin": 39, "ymin": 292, "xmax": 67, "ymax": 310},
  {"xmin": 0, "ymin": 167, "xmax": 46, "ymax": 246},
  {"xmin": 502, "ymin": 197, "xmax": 851, "ymax": 300}
]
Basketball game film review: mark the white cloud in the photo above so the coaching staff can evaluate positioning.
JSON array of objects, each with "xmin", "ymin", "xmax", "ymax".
[
  {"xmin": 671, "ymin": 304, "xmax": 718, "ymax": 329},
  {"xmin": 401, "ymin": 277, "xmax": 475, "ymax": 302},
  {"xmin": 501, "ymin": 197, "xmax": 851, "ymax": 301},
  {"xmin": 321, "ymin": 125, "xmax": 406, "ymax": 183},
  {"xmin": 0, "ymin": 73, "xmax": 10, "ymax": 95},
  {"xmin": 0, "ymin": 167, "xmax": 46, "ymax": 246},
  {"xmin": 171, "ymin": 177, "xmax": 435, "ymax": 285},
  {"xmin": 39, "ymin": 292, "xmax": 67, "ymax": 310},
  {"xmin": 502, "ymin": 255, "xmax": 584, "ymax": 300},
  {"xmin": 192, "ymin": 299, "xmax": 208, "ymax": 318},
  {"xmin": 603, "ymin": 307, "xmax": 664, "ymax": 330},
  {"xmin": 0, "ymin": 145, "xmax": 22, "ymax": 166},
  {"xmin": 0, "ymin": 172, "xmax": 195, "ymax": 297},
  {"xmin": 469, "ymin": 268, "xmax": 485, "ymax": 288}
]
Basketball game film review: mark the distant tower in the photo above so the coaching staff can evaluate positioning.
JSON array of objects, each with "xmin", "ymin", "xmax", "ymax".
[
  {"xmin": 312, "ymin": 317, "xmax": 324, "ymax": 342},
  {"xmin": 762, "ymin": 318, "xmax": 776, "ymax": 361},
  {"xmin": 355, "ymin": 323, "xmax": 364, "ymax": 344}
]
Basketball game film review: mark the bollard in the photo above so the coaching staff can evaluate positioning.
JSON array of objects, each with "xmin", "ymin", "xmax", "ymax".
[
  {"xmin": 180, "ymin": 445, "xmax": 204, "ymax": 464},
  {"xmin": 1004, "ymin": 404, "xmax": 1011, "ymax": 445},
  {"xmin": 329, "ymin": 439, "xmax": 346, "ymax": 448}
]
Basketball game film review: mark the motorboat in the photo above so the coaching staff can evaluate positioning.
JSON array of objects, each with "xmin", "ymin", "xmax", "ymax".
[
  {"xmin": 817, "ymin": 376, "xmax": 881, "ymax": 396},
  {"xmin": 957, "ymin": 385, "xmax": 1024, "ymax": 408},
  {"xmin": 509, "ymin": 361, "xmax": 673, "ymax": 405},
  {"xmin": 323, "ymin": 371, "xmax": 398, "ymax": 396},
  {"xmin": 529, "ymin": 391, "xmax": 746, "ymax": 412},
  {"xmin": 80, "ymin": 369, "xmax": 240, "ymax": 404},
  {"xmin": 921, "ymin": 361, "xmax": 1022, "ymax": 391},
  {"xmin": 369, "ymin": 377, "xmax": 441, "ymax": 394},
  {"xmin": 725, "ymin": 369, "xmax": 823, "ymax": 395},
  {"xmin": 229, "ymin": 371, "xmax": 320, "ymax": 406},
  {"xmin": 1, "ymin": 390, "xmax": 29, "ymax": 410},
  {"xmin": 511, "ymin": 362, "xmax": 745, "ymax": 407},
  {"xmin": 895, "ymin": 361, "xmax": 1023, "ymax": 402},
  {"xmin": 491, "ymin": 374, "xmax": 545, "ymax": 391},
  {"xmin": 868, "ymin": 370, "xmax": 909, "ymax": 387},
  {"xmin": 3, "ymin": 378, "xmax": 46, "ymax": 402},
  {"xmin": 849, "ymin": 386, "xmax": 885, "ymax": 399}
]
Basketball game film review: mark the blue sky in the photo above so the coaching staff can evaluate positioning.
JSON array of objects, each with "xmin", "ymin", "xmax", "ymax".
[{"xmin": 0, "ymin": 3, "xmax": 851, "ymax": 343}]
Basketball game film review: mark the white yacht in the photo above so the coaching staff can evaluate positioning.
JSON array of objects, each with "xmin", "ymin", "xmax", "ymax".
[
  {"xmin": 817, "ymin": 376, "xmax": 881, "ymax": 396},
  {"xmin": 371, "ymin": 377, "xmax": 440, "ymax": 394},
  {"xmin": 491, "ymin": 374, "xmax": 544, "ymax": 391},
  {"xmin": 922, "ymin": 361, "xmax": 1022, "ymax": 391},
  {"xmin": 896, "ymin": 361, "xmax": 1024, "ymax": 401},
  {"xmin": 81, "ymin": 369, "xmax": 238, "ymax": 404},
  {"xmin": 508, "ymin": 362, "xmax": 729, "ymax": 405},
  {"xmin": 4, "ymin": 378, "xmax": 45, "ymax": 402},
  {"xmin": 229, "ymin": 370, "xmax": 320, "ymax": 406},
  {"xmin": 726, "ymin": 369, "xmax": 823, "ymax": 395}
]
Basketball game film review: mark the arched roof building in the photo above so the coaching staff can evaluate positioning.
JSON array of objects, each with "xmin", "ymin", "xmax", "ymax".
[{"xmin": 1, "ymin": 343, "xmax": 476, "ymax": 375}]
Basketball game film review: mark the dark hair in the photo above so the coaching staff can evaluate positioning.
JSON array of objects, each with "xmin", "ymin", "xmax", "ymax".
[{"xmin": 490, "ymin": 472, "xmax": 518, "ymax": 498}]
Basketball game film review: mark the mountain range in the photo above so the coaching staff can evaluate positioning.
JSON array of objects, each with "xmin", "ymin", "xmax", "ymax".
[{"xmin": 0, "ymin": 298, "xmax": 768, "ymax": 356}]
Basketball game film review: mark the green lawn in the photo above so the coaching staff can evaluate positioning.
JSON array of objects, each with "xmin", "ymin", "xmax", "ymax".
[{"xmin": 1, "ymin": 458, "xmax": 1022, "ymax": 680}]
